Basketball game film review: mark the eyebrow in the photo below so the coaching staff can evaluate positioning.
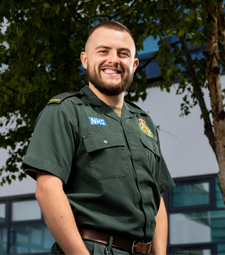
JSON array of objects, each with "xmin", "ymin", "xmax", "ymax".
[{"xmin": 95, "ymin": 45, "xmax": 131, "ymax": 55}]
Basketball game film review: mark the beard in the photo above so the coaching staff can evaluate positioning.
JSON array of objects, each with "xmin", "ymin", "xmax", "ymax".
[{"xmin": 86, "ymin": 64, "xmax": 134, "ymax": 96}]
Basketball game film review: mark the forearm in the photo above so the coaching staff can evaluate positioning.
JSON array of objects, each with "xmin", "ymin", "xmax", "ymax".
[
  {"xmin": 36, "ymin": 174, "xmax": 89, "ymax": 255},
  {"xmin": 152, "ymin": 196, "xmax": 168, "ymax": 255}
]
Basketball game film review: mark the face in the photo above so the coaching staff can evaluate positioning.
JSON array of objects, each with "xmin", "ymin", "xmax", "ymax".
[{"xmin": 81, "ymin": 27, "xmax": 139, "ymax": 96}]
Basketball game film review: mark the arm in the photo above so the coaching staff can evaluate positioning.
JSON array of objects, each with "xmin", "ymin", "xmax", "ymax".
[
  {"xmin": 36, "ymin": 173, "xmax": 89, "ymax": 255},
  {"xmin": 152, "ymin": 196, "xmax": 168, "ymax": 255}
]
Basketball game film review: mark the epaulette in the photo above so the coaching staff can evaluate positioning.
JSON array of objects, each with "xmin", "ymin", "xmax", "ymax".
[{"xmin": 47, "ymin": 91, "xmax": 84, "ymax": 105}]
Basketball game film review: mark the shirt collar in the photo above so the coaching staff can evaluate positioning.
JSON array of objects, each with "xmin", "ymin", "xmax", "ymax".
[
  {"xmin": 81, "ymin": 85, "xmax": 120, "ymax": 121},
  {"xmin": 81, "ymin": 85, "xmax": 104, "ymax": 107},
  {"xmin": 124, "ymin": 100, "xmax": 148, "ymax": 115},
  {"xmin": 80, "ymin": 85, "xmax": 147, "ymax": 119}
]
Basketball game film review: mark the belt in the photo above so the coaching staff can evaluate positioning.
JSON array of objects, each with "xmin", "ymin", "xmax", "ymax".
[{"xmin": 79, "ymin": 228, "xmax": 152, "ymax": 254}]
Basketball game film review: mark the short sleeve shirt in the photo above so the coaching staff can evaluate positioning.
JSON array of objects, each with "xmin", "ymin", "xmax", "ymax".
[{"xmin": 23, "ymin": 85, "xmax": 175, "ymax": 241}]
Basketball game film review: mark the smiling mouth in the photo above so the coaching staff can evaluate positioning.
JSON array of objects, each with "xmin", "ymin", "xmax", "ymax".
[{"xmin": 102, "ymin": 68, "xmax": 122, "ymax": 74}]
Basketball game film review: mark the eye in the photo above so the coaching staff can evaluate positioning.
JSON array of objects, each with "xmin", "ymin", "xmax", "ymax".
[
  {"xmin": 99, "ymin": 50, "xmax": 107, "ymax": 54},
  {"xmin": 119, "ymin": 52, "xmax": 129, "ymax": 57}
]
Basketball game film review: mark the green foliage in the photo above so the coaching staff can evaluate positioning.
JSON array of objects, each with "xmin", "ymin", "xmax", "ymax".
[
  {"xmin": 0, "ymin": 0, "xmax": 224, "ymax": 185},
  {"xmin": 0, "ymin": 0, "xmax": 149, "ymax": 185}
]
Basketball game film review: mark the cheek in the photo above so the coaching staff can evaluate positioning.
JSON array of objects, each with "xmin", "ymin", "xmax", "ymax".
[
  {"xmin": 92, "ymin": 56, "xmax": 105, "ymax": 67},
  {"xmin": 122, "ymin": 61, "xmax": 134, "ymax": 74},
  {"xmin": 128, "ymin": 65, "xmax": 135, "ymax": 74}
]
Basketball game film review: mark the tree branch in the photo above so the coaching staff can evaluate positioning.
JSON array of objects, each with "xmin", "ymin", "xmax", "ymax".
[
  {"xmin": 180, "ymin": 36, "xmax": 217, "ymax": 159},
  {"xmin": 135, "ymin": 53, "xmax": 158, "ymax": 74},
  {"xmin": 136, "ymin": 39, "xmax": 182, "ymax": 74}
]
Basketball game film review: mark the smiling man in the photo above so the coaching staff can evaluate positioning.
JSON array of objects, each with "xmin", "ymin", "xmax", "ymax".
[
  {"xmin": 23, "ymin": 21, "xmax": 175, "ymax": 255},
  {"xmin": 82, "ymin": 25, "xmax": 138, "ymax": 100}
]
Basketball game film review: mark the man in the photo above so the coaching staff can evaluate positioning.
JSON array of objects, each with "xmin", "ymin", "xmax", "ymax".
[{"xmin": 23, "ymin": 21, "xmax": 175, "ymax": 255}]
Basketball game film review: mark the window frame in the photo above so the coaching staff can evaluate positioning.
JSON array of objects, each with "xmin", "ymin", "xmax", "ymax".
[
  {"xmin": 168, "ymin": 175, "xmax": 214, "ymax": 212},
  {"xmin": 164, "ymin": 173, "xmax": 225, "ymax": 255},
  {"xmin": 0, "ymin": 199, "xmax": 8, "ymax": 225},
  {"xmin": 10, "ymin": 197, "xmax": 43, "ymax": 225},
  {"xmin": 0, "ymin": 193, "xmax": 52, "ymax": 255}
]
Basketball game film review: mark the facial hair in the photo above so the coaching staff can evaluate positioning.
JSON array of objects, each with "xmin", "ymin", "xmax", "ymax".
[{"xmin": 86, "ymin": 64, "xmax": 134, "ymax": 96}]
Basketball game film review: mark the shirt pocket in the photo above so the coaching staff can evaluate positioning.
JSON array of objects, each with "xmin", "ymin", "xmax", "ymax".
[
  {"xmin": 139, "ymin": 136, "xmax": 161, "ymax": 176},
  {"xmin": 83, "ymin": 134, "xmax": 129, "ymax": 180}
]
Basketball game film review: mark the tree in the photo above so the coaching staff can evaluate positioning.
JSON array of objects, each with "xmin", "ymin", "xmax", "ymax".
[
  {"xmin": 0, "ymin": 0, "xmax": 225, "ymax": 204},
  {"xmin": 0, "ymin": 0, "xmax": 147, "ymax": 184},
  {"xmin": 137, "ymin": 0, "xmax": 225, "ymax": 204}
]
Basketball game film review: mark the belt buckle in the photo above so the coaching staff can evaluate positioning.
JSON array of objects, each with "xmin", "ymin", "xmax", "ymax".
[{"xmin": 131, "ymin": 240, "xmax": 144, "ymax": 254}]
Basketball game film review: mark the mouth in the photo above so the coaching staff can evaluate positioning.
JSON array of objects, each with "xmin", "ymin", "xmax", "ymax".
[{"xmin": 102, "ymin": 68, "xmax": 122, "ymax": 75}]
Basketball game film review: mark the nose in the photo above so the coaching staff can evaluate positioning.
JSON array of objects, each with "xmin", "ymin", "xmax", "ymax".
[{"xmin": 107, "ymin": 51, "xmax": 119, "ymax": 65}]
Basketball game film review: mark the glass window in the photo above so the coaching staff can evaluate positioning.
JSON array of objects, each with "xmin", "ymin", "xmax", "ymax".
[
  {"xmin": 0, "ymin": 203, "xmax": 6, "ymax": 223},
  {"xmin": 138, "ymin": 35, "xmax": 160, "ymax": 54},
  {"xmin": 169, "ymin": 210, "xmax": 225, "ymax": 244},
  {"xmin": 172, "ymin": 182, "xmax": 210, "ymax": 207},
  {"xmin": 12, "ymin": 200, "xmax": 41, "ymax": 222},
  {"xmin": 217, "ymin": 244, "xmax": 225, "ymax": 255},
  {"xmin": 0, "ymin": 228, "xmax": 8, "ymax": 254},
  {"xmin": 171, "ymin": 248, "xmax": 211, "ymax": 255},
  {"xmin": 146, "ymin": 59, "xmax": 161, "ymax": 79},
  {"xmin": 9, "ymin": 225, "xmax": 55, "ymax": 254},
  {"xmin": 215, "ymin": 177, "xmax": 224, "ymax": 208}
]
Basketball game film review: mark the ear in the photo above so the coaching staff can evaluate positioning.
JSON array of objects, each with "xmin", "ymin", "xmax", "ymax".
[
  {"xmin": 132, "ymin": 58, "xmax": 139, "ymax": 73},
  {"xmin": 80, "ymin": 51, "xmax": 87, "ymax": 69}
]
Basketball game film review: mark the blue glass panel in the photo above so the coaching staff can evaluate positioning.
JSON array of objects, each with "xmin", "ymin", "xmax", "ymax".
[
  {"xmin": 9, "ymin": 225, "xmax": 55, "ymax": 254},
  {"xmin": 170, "ymin": 210, "xmax": 225, "ymax": 244},
  {"xmin": 211, "ymin": 210, "xmax": 225, "ymax": 242},
  {"xmin": 138, "ymin": 55, "xmax": 161, "ymax": 80},
  {"xmin": 138, "ymin": 35, "xmax": 160, "ymax": 54},
  {"xmin": 0, "ymin": 228, "xmax": 7, "ymax": 254},
  {"xmin": 215, "ymin": 177, "xmax": 224, "ymax": 208},
  {"xmin": 217, "ymin": 244, "xmax": 225, "ymax": 255},
  {"xmin": 172, "ymin": 182, "xmax": 209, "ymax": 207},
  {"xmin": 145, "ymin": 59, "xmax": 161, "ymax": 79}
]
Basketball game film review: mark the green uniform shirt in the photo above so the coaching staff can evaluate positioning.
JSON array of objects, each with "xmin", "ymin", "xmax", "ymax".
[{"xmin": 23, "ymin": 85, "xmax": 175, "ymax": 241}]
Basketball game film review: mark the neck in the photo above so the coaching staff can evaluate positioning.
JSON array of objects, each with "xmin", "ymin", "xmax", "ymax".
[{"xmin": 89, "ymin": 83, "xmax": 124, "ymax": 108}]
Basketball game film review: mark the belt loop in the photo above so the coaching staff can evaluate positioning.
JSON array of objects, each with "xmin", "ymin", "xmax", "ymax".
[{"xmin": 108, "ymin": 235, "xmax": 114, "ymax": 255}]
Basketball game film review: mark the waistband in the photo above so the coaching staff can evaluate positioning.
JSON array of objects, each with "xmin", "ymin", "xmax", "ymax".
[{"xmin": 79, "ymin": 228, "xmax": 152, "ymax": 254}]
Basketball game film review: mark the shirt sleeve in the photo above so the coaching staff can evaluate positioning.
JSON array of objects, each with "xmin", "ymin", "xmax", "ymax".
[
  {"xmin": 23, "ymin": 167, "xmax": 53, "ymax": 180},
  {"xmin": 154, "ymin": 129, "xmax": 175, "ymax": 194},
  {"xmin": 22, "ymin": 102, "xmax": 77, "ymax": 184}
]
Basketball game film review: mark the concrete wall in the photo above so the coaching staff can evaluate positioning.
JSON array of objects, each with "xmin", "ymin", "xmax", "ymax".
[
  {"xmin": 137, "ymin": 80, "xmax": 222, "ymax": 178},
  {"xmin": 0, "ymin": 147, "xmax": 36, "ymax": 197}
]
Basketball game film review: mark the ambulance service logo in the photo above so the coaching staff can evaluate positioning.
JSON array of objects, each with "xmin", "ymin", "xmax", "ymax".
[{"xmin": 138, "ymin": 119, "xmax": 153, "ymax": 137}]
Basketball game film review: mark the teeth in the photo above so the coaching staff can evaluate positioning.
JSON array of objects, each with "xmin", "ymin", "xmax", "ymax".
[{"xmin": 104, "ymin": 69, "xmax": 118, "ymax": 74}]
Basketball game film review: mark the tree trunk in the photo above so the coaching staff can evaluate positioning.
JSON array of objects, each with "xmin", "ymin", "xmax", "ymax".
[
  {"xmin": 179, "ymin": 36, "xmax": 217, "ymax": 158},
  {"xmin": 206, "ymin": 1, "xmax": 225, "ymax": 204}
]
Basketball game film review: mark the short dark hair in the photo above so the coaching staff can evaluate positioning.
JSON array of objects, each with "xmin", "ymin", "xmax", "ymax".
[{"xmin": 85, "ymin": 21, "xmax": 135, "ymax": 50}]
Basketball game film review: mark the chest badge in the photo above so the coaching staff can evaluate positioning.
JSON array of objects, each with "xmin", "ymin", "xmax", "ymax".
[
  {"xmin": 89, "ymin": 117, "xmax": 107, "ymax": 126},
  {"xmin": 138, "ymin": 119, "xmax": 153, "ymax": 137}
]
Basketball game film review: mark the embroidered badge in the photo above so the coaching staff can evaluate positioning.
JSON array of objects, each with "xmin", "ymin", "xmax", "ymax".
[
  {"xmin": 138, "ymin": 119, "xmax": 153, "ymax": 137},
  {"xmin": 89, "ymin": 117, "xmax": 107, "ymax": 126},
  {"xmin": 49, "ymin": 99, "xmax": 60, "ymax": 102}
]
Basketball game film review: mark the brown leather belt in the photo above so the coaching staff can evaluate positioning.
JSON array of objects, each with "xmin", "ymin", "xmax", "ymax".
[{"xmin": 79, "ymin": 228, "xmax": 152, "ymax": 254}]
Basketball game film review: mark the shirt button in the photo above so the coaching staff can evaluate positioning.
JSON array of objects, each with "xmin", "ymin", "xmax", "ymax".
[{"xmin": 104, "ymin": 140, "xmax": 108, "ymax": 144}]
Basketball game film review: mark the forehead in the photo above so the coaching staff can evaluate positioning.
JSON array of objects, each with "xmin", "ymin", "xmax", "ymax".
[{"xmin": 86, "ymin": 27, "xmax": 136, "ymax": 55}]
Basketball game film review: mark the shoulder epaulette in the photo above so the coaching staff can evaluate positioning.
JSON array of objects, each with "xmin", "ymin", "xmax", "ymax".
[{"xmin": 47, "ymin": 91, "xmax": 84, "ymax": 105}]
